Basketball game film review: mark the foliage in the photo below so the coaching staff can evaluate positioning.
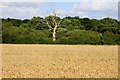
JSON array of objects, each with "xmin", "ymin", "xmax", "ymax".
[
  {"xmin": 62, "ymin": 17, "xmax": 84, "ymax": 30},
  {"xmin": 58, "ymin": 30, "xmax": 100, "ymax": 44},
  {"xmin": 2, "ymin": 16, "xmax": 120, "ymax": 45}
]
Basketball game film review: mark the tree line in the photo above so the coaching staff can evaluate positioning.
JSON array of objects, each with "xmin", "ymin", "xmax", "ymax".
[{"xmin": 1, "ymin": 16, "xmax": 120, "ymax": 45}]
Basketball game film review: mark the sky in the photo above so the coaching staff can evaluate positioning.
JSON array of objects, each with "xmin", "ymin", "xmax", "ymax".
[{"xmin": 0, "ymin": 0, "xmax": 119, "ymax": 20}]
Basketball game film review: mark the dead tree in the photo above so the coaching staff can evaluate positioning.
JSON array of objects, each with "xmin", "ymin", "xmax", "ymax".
[{"xmin": 44, "ymin": 10, "xmax": 62, "ymax": 41}]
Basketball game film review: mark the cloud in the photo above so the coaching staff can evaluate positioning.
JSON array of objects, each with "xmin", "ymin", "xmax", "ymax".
[
  {"xmin": 1, "ymin": 2, "xmax": 56, "ymax": 19},
  {"xmin": 1, "ymin": 3, "xmax": 41, "ymax": 19},
  {"xmin": 2, "ymin": 0, "xmax": 119, "ymax": 2},
  {"xmin": 0, "ymin": 1, "xmax": 118, "ymax": 19},
  {"xmin": 72, "ymin": 1, "xmax": 118, "ymax": 19},
  {"xmin": 74, "ymin": 1, "xmax": 118, "ymax": 12},
  {"xmin": 2, "ymin": 0, "xmax": 46, "ymax": 2},
  {"xmin": 1, "ymin": 2, "xmax": 50, "ymax": 8}
]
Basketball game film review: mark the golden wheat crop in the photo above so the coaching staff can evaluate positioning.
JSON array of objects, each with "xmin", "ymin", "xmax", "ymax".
[{"xmin": 1, "ymin": 44, "xmax": 118, "ymax": 78}]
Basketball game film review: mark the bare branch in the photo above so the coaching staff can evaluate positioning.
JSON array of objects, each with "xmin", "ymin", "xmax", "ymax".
[
  {"xmin": 42, "ymin": 12, "xmax": 53, "ymax": 30},
  {"xmin": 51, "ymin": 16, "xmax": 57, "ymax": 26},
  {"xmin": 46, "ymin": 21, "xmax": 53, "ymax": 30},
  {"xmin": 42, "ymin": 9, "xmax": 64, "ymax": 41},
  {"xmin": 51, "ymin": 10, "xmax": 60, "ymax": 17},
  {"xmin": 57, "ymin": 20, "xmax": 62, "ymax": 26}
]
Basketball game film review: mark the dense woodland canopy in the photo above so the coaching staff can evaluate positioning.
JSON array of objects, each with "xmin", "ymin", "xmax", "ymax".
[{"xmin": 1, "ymin": 16, "xmax": 120, "ymax": 45}]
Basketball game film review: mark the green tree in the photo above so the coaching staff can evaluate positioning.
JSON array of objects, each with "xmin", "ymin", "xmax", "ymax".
[
  {"xmin": 59, "ymin": 30, "xmax": 100, "ymax": 44},
  {"xmin": 61, "ymin": 17, "xmax": 84, "ymax": 30},
  {"xmin": 2, "ymin": 18, "xmax": 22, "ymax": 27},
  {"xmin": 80, "ymin": 18, "xmax": 93, "ymax": 30},
  {"xmin": 91, "ymin": 19, "xmax": 101, "ymax": 32},
  {"xmin": 102, "ymin": 31, "xmax": 118, "ymax": 45},
  {"xmin": 100, "ymin": 17, "xmax": 118, "ymax": 34},
  {"xmin": 28, "ymin": 17, "xmax": 47, "ymax": 30}
]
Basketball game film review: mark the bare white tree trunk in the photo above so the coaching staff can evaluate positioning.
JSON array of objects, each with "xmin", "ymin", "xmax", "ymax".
[
  {"xmin": 53, "ymin": 30, "xmax": 56, "ymax": 41},
  {"xmin": 52, "ymin": 26, "xmax": 57, "ymax": 41}
]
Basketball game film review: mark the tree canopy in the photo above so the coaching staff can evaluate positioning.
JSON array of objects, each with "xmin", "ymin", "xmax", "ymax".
[{"xmin": 1, "ymin": 16, "xmax": 120, "ymax": 45}]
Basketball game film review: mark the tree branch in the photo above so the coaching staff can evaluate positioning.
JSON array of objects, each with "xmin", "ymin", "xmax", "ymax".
[
  {"xmin": 57, "ymin": 20, "xmax": 62, "ymax": 26},
  {"xmin": 51, "ymin": 16, "xmax": 57, "ymax": 26},
  {"xmin": 45, "ymin": 20, "xmax": 53, "ymax": 30},
  {"xmin": 43, "ymin": 12, "xmax": 53, "ymax": 30}
]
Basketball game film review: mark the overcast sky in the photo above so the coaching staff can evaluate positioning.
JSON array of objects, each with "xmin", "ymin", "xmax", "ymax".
[{"xmin": 0, "ymin": 0, "xmax": 119, "ymax": 20}]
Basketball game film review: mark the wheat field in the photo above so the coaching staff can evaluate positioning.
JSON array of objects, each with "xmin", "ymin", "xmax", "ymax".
[{"xmin": 1, "ymin": 44, "xmax": 118, "ymax": 78}]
